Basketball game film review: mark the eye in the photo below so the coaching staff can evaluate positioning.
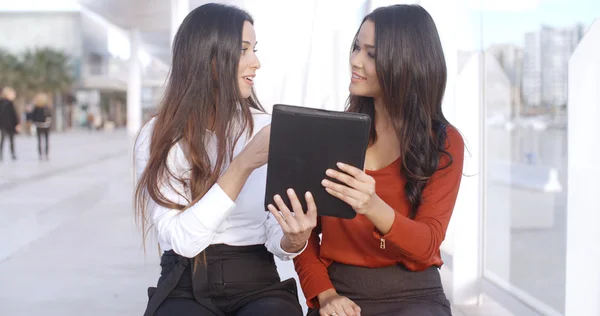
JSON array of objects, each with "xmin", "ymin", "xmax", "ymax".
[
  {"xmin": 368, "ymin": 52, "xmax": 375, "ymax": 59},
  {"xmin": 242, "ymin": 48, "xmax": 258, "ymax": 54},
  {"xmin": 352, "ymin": 43, "xmax": 360, "ymax": 51}
]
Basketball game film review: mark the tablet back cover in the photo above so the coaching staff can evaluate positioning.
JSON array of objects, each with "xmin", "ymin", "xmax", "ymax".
[{"xmin": 265, "ymin": 104, "xmax": 371, "ymax": 219}]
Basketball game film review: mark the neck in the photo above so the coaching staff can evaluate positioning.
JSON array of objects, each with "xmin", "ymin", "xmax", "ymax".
[{"xmin": 373, "ymin": 97, "xmax": 393, "ymax": 132}]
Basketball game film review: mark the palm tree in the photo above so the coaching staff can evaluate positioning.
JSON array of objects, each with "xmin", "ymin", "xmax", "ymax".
[
  {"xmin": 21, "ymin": 48, "xmax": 75, "ymax": 131},
  {"xmin": 21, "ymin": 47, "xmax": 74, "ymax": 97},
  {"xmin": 0, "ymin": 49, "xmax": 22, "ymax": 90},
  {"xmin": 0, "ymin": 47, "xmax": 74, "ymax": 131},
  {"xmin": 0, "ymin": 49, "xmax": 29, "ymax": 126}
]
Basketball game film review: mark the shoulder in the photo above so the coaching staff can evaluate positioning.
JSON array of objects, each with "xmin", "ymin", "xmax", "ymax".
[
  {"xmin": 134, "ymin": 117, "xmax": 157, "ymax": 154},
  {"xmin": 250, "ymin": 107, "xmax": 271, "ymax": 133},
  {"xmin": 442, "ymin": 124, "xmax": 465, "ymax": 165},
  {"xmin": 445, "ymin": 125, "xmax": 464, "ymax": 149}
]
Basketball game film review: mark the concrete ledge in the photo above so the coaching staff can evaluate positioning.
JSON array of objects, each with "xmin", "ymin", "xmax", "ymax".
[{"xmin": 488, "ymin": 160, "xmax": 562, "ymax": 193}]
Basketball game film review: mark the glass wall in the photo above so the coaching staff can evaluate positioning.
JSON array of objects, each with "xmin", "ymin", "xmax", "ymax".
[{"xmin": 476, "ymin": 0, "xmax": 599, "ymax": 314}]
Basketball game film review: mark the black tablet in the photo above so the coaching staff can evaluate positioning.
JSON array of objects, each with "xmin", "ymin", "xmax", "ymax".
[{"xmin": 265, "ymin": 104, "xmax": 371, "ymax": 219}]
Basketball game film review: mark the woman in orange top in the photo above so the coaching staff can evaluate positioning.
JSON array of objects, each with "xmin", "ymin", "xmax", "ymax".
[{"xmin": 292, "ymin": 5, "xmax": 464, "ymax": 316}]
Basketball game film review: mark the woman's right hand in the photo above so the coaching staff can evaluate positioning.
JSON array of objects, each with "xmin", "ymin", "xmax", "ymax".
[
  {"xmin": 235, "ymin": 124, "xmax": 271, "ymax": 170},
  {"xmin": 318, "ymin": 289, "xmax": 361, "ymax": 316}
]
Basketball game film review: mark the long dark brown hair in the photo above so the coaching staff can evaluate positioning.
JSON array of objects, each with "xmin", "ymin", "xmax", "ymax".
[
  {"xmin": 134, "ymin": 4, "xmax": 263, "ymax": 251},
  {"xmin": 348, "ymin": 5, "xmax": 453, "ymax": 219}
]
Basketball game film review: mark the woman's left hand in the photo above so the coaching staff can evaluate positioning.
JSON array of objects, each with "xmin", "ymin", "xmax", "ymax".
[
  {"xmin": 322, "ymin": 162, "xmax": 380, "ymax": 215},
  {"xmin": 268, "ymin": 189, "xmax": 318, "ymax": 253}
]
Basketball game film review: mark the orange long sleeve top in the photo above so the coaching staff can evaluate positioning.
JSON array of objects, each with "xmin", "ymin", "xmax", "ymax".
[{"xmin": 293, "ymin": 127, "xmax": 465, "ymax": 308}]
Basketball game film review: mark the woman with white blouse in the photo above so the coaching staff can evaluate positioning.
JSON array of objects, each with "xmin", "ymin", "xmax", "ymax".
[{"xmin": 134, "ymin": 4, "xmax": 317, "ymax": 316}]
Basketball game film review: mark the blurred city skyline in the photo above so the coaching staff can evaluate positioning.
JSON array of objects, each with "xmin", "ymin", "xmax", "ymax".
[{"xmin": 459, "ymin": 0, "xmax": 598, "ymax": 50}]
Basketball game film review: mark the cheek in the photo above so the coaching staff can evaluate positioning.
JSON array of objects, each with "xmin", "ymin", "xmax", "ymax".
[
  {"xmin": 367, "ymin": 64, "xmax": 381, "ymax": 91},
  {"xmin": 238, "ymin": 54, "xmax": 249, "ymax": 73},
  {"xmin": 366, "ymin": 62, "xmax": 377, "ymax": 82},
  {"xmin": 238, "ymin": 78, "xmax": 251, "ymax": 99},
  {"xmin": 237, "ymin": 61, "xmax": 244, "ymax": 76}
]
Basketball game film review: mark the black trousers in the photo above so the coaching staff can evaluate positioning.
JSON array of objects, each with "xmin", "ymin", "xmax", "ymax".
[
  {"xmin": 37, "ymin": 127, "xmax": 49, "ymax": 156},
  {"xmin": 0, "ymin": 128, "xmax": 15, "ymax": 157},
  {"xmin": 308, "ymin": 262, "xmax": 452, "ymax": 316},
  {"xmin": 144, "ymin": 244, "xmax": 302, "ymax": 316}
]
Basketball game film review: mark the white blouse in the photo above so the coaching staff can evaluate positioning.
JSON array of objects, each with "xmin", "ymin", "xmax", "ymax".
[{"xmin": 134, "ymin": 110, "xmax": 304, "ymax": 261}]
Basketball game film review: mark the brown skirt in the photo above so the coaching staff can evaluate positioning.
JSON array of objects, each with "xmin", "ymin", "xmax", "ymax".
[{"xmin": 309, "ymin": 262, "xmax": 452, "ymax": 316}]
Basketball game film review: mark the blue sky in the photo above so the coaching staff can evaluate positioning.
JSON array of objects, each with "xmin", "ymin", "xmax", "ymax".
[{"xmin": 460, "ymin": 0, "xmax": 600, "ymax": 50}]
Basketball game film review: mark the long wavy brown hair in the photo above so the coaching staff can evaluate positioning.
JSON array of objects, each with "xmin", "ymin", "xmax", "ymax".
[
  {"xmin": 134, "ymin": 4, "xmax": 263, "ymax": 252},
  {"xmin": 348, "ymin": 5, "xmax": 454, "ymax": 219}
]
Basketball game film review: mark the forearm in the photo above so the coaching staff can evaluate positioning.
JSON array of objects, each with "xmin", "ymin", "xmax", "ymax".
[
  {"xmin": 364, "ymin": 197, "xmax": 448, "ymax": 260},
  {"xmin": 217, "ymin": 157, "xmax": 254, "ymax": 201},
  {"xmin": 293, "ymin": 228, "xmax": 335, "ymax": 308},
  {"xmin": 364, "ymin": 195, "xmax": 396, "ymax": 234},
  {"xmin": 317, "ymin": 288, "xmax": 338, "ymax": 304}
]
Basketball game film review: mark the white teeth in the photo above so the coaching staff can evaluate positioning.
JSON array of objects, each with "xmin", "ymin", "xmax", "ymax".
[{"xmin": 353, "ymin": 74, "xmax": 365, "ymax": 79}]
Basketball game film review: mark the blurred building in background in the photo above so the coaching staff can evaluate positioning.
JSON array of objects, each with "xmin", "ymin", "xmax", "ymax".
[
  {"xmin": 0, "ymin": 4, "xmax": 168, "ymax": 132},
  {"xmin": 522, "ymin": 24, "xmax": 586, "ymax": 112}
]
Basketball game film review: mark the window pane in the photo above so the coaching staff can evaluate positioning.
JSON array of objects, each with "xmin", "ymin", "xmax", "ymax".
[{"xmin": 481, "ymin": 1, "xmax": 599, "ymax": 314}]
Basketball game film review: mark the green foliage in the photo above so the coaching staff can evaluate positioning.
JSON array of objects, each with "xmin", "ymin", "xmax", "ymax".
[{"xmin": 0, "ymin": 47, "xmax": 74, "ymax": 97}]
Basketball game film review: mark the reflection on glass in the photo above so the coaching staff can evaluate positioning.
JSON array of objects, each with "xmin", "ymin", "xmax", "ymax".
[{"xmin": 474, "ymin": 0, "xmax": 599, "ymax": 314}]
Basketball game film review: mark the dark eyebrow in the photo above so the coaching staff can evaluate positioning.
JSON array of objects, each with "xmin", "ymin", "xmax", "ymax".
[{"xmin": 355, "ymin": 39, "xmax": 375, "ymax": 49}]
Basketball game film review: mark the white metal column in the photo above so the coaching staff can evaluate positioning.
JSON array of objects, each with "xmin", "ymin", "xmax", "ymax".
[
  {"xmin": 451, "ymin": 52, "xmax": 484, "ymax": 306},
  {"xmin": 565, "ymin": 18, "xmax": 600, "ymax": 316},
  {"xmin": 127, "ymin": 29, "xmax": 142, "ymax": 135}
]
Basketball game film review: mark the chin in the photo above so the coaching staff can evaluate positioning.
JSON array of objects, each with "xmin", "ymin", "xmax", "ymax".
[
  {"xmin": 239, "ymin": 89, "xmax": 251, "ymax": 99},
  {"xmin": 349, "ymin": 84, "xmax": 368, "ymax": 97}
]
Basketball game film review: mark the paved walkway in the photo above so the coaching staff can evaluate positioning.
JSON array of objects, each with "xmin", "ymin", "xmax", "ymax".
[
  {"xmin": 0, "ymin": 129, "xmax": 501, "ymax": 316},
  {"xmin": 0, "ymin": 130, "xmax": 155, "ymax": 315}
]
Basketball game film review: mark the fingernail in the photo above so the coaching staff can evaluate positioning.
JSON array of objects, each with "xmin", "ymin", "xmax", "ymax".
[
  {"xmin": 337, "ymin": 162, "xmax": 344, "ymax": 168},
  {"xmin": 274, "ymin": 195, "xmax": 281, "ymax": 201},
  {"xmin": 321, "ymin": 179, "xmax": 328, "ymax": 186},
  {"xmin": 306, "ymin": 191, "xmax": 312, "ymax": 198},
  {"xmin": 287, "ymin": 188, "xmax": 294, "ymax": 195},
  {"xmin": 325, "ymin": 169, "xmax": 334, "ymax": 176}
]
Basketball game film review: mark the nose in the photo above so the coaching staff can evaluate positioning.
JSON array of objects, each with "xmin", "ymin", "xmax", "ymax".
[
  {"xmin": 251, "ymin": 52, "xmax": 261, "ymax": 70},
  {"xmin": 350, "ymin": 50, "xmax": 362, "ymax": 70}
]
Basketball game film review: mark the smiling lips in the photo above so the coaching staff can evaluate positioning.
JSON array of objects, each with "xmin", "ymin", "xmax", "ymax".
[
  {"xmin": 242, "ymin": 74, "xmax": 255, "ymax": 86},
  {"xmin": 351, "ymin": 72, "xmax": 366, "ymax": 83}
]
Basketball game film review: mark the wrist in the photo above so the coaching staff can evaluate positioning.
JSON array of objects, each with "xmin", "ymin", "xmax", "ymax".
[
  {"xmin": 317, "ymin": 288, "xmax": 338, "ymax": 304},
  {"xmin": 362, "ymin": 194, "xmax": 382, "ymax": 218},
  {"xmin": 230, "ymin": 156, "xmax": 254, "ymax": 175},
  {"xmin": 280, "ymin": 235, "xmax": 305, "ymax": 253}
]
